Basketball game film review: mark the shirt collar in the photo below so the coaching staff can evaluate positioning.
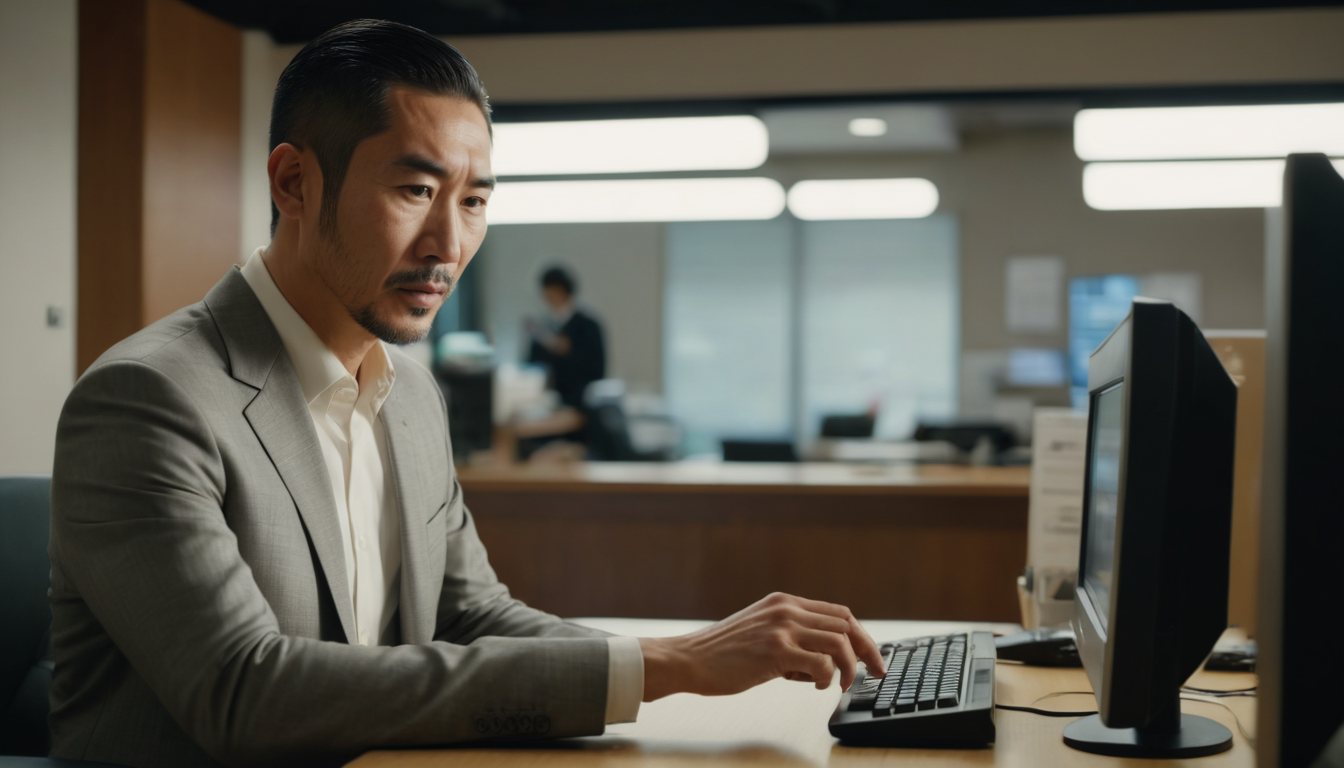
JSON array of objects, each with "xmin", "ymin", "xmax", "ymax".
[{"xmin": 240, "ymin": 248, "xmax": 396, "ymax": 413}]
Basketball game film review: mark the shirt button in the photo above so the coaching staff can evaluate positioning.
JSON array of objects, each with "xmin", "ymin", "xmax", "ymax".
[
  {"xmin": 357, "ymin": 535, "xmax": 367, "ymax": 552},
  {"xmin": 359, "ymin": 631, "xmax": 370, "ymax": 645}
]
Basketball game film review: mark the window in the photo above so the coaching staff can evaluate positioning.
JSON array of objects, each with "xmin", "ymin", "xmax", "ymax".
[
  {"xmin": 800, "ymin": 217, "xmax": 959, "ymax": 440},
  {"xmin": 665, "ymin": 215, "xmax": 960, "ymax": 451},
  {"xmin": 664, "ymin": 220, "xmax": 793, "ymax": 455}
]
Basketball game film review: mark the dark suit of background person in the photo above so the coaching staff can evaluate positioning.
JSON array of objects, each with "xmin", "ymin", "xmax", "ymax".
[
  {"xmin": 47, "ymin": 267, "xmax": 616, "ymax": 768},
  {"xmin": 528, "ymin": 310, "xmax": 606, "ymax": 408},
  {"xmin": 526, "ymin": 267, "xmax": 606, "ymax": 409}
]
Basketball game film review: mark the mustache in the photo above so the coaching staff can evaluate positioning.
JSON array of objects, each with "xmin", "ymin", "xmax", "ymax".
[{"xmin": 385, "ymin": 266, "xmax": 454, "ymax": 292}]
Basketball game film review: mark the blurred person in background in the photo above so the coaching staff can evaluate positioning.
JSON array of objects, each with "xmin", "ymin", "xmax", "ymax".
[{"xmin": 525, "ymin": 266, "xmax": 606, "ymax": 409}]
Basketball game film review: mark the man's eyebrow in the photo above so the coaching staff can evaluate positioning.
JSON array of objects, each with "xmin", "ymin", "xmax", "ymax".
[
  {"xmin": 390, "ymin": 155, "xmax": 495, "ymax": 190},
  {"xmin": 391, "ymin": 155, "xmax": 447, "ymax": 177}
]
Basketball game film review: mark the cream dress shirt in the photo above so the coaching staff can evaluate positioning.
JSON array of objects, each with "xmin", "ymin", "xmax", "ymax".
[{"xmin": 241, "ymin": 250, "xmax": 642, "ymax": 723}]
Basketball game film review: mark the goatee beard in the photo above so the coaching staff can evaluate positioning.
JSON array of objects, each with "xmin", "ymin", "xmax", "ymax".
[{"xmin": 352, "ymin": 266, "xmax": 454, "ymax": 346}]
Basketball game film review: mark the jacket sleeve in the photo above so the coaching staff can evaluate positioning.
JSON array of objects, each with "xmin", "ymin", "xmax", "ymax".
[{"xmin": 50, "ymin": 359, "xmax": 610, "ymax": 768}]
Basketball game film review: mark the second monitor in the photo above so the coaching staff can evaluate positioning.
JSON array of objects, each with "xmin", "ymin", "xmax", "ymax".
[{"xmin": 1065, "ymin": 298, "xmax": 1238, "ymax": 758}]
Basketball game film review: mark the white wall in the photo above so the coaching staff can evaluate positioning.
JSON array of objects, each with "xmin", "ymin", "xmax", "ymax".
[
  {"xmin": 240, "ymin": 29, "xmax": 285, "ymax": 258},
  {"xmin": 0, "ymin": 0, "xmax": 77, "ymax": 475}
]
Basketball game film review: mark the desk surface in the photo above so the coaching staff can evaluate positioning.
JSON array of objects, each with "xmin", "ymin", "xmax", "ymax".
[
  {"xmin": 348, "ymin": 619, "xmax": 1255, "ymax": 768},
  {"xmin": 457, "ymin": 462, "xmax": 1031, "ymax": 497}
]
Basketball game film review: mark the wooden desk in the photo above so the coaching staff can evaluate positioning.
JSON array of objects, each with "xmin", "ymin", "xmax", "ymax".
[
  {"xmin": 348, "ymin": 619, "xmax": 1256, "ymax": 768},
  {"xmin": 459, "ymin": 463, "xmax": 1030, "ymax": 622}
]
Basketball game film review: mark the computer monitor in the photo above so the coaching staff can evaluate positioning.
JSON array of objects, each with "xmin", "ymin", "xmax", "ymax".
[
  {"xmin": 1257, "ymin": 153, "xmax": 1344, "ymax": 768},
  {"xmin": 1065, "ymin": 299, "xmax": 1238, "ymax": 758}
]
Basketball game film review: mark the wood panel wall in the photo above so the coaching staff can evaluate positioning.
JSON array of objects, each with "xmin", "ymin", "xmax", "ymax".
[
  {"xmin": 1211, "ymin": 334, "xmax": 1266, "ymax": 638},
  {"xmin": 468, "ymin": 489, "xmax": 1028, "ymax": 622},
  {"xmin": 78, "ymin": 0, "xmax": 240, "ymax": 372}
]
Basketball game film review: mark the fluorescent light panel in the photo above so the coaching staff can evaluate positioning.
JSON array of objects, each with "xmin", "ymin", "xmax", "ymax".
[
  {"xmin": 488, "ymin": 178, "xmax": 786, "ymax": 224},
  {"xmin": 1075, "ymin": 103, "xmax": 1344, "ymax": 161},
  {"xmin": 787, "ymin": 178, "xmax": 939, "ymax": 220},
  {"xmin": 848, "ymin": 118, "xmax": 889, "ymax": 137},
  {"xmin": 1083, "ymin": 159, "xmax": 1344, "ymax": 210},
  {"xmin": 490, "ymin": 116, "xmax": 768, "ymax": 176}
]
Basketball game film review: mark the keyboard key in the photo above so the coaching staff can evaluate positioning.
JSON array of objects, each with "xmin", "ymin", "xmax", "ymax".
[
  {"xmin": 937, "ymin": 693, "xmax": 960, "ymax": 708},
  {"xmin": 893, "ymin": 698, "xmax": 917, "ymax": 714}
]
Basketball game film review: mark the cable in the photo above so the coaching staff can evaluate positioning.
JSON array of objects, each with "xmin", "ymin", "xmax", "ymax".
[
  {"xmin": 995, "ymin": 690, "xmax": 1258, "ymax": 748},
  {"xmin": 1181, "ymin": 685, "xmax": 1257, "ymax": 697},
  {"xmin": 996, "ymin": 691, "xmax": 1097, "ymax": 718},
  {"xmin": 996, "ymin": 703, "xmax": 1097, "ymax": 717},
  {"xmin": 1180, "ymin": 694, "xmax": 1257, "ymax": 747}
]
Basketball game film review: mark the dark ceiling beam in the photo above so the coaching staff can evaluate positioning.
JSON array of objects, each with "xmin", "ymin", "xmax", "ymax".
[{"xmin": 183, "ymin": 0, "xmax": 1344, "ymax": 43}]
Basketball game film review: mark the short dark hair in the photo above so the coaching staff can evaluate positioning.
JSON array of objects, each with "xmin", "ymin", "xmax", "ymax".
[
  {"xmin": 540, "ymin": 266, "xmax": 576, "ymax": 296},
  {"xmin": 269, "ymin": 19, "xmax": 491, "ymax": 236}
]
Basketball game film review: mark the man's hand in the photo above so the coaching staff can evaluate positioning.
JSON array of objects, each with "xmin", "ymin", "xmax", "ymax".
[{"xmin": 638, "ymin": 593, "xmax": 885, "ymax": 702}]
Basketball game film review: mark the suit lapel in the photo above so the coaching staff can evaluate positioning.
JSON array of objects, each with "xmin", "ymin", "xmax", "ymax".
[
  {"xmin": 205, "ymin": 269, "xmax": 357, "ymax": 644},
  {"xmin": 380, "ymin": 386, "xmax": 436, "ymax": 646}
]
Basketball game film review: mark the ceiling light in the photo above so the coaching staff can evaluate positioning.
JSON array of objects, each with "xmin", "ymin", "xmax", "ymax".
[
  {"xmin": 848, "ymin": 117, "xmax": 889, "ymax": 137},
  {"xmin": 1084, "ymin": 160, "xmax": 1294, "ymax": 210},
  {"xmin": 487, "ymin": 178, "xmax": 786, "ymax": 224},
  {"xmin": 787, "ymin": 178, "xmax": 939, "ymax": 220},
  {"xmin": 490, "ymin": 116, "xmax": 768, "ymax": 176},
  {"xmin": 1075, "ymin": 103, "xmax": 1344, "ymax": 161}
]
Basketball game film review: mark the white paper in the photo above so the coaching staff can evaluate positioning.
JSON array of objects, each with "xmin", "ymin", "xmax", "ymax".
[
  {"xmin": 1028, "ymin": 407, "xmax": 1089, "ymax": 569},
  {"xmin": 1005, "ymin": 256, "xmax": 1064, "ymax": 334}
]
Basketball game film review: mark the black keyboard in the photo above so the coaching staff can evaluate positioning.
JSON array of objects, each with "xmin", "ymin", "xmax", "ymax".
[{"xmin": 828, "ymin": 631, "xmax": 996, "ymax": 746}]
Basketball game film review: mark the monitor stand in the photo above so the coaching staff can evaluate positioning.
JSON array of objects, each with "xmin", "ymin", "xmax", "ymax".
[{"xmin": 1063, "ymin": 694, "xmax": 1233, "ymax": 758}]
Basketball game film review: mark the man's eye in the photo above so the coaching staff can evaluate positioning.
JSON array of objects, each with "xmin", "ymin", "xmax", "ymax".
[
  {"xmin": 407, "ymin": 185, "xmax": 431, "ymax": 198},
  {"xmin": 464, "ymin": 196, "xmax": 487, "ymax": 208}
]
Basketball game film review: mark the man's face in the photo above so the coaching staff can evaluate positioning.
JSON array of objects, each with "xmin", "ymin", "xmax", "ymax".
[
  {"xmin": 542, "ymin": 285, "xmax": 571, "ymax": 312},
  {"xmin": 313, "ymin": 87, "xmax": 493, "ymax": 345}
]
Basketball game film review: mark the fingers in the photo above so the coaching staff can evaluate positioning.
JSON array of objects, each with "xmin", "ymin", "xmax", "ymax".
[
  {"xmin": 847, "ymin": 617, "xmax": 886, "ymax": 674},
  {"xmin": 795, "ymin": 627, "xmax": 860, "ymax": 690},
  {"xmin": 782, "ymin": 646, "xmax": 836, "ymax": 690},
  {"xmin": 774, "ymin": 595, "xmax": 885, "ymax": 676}
]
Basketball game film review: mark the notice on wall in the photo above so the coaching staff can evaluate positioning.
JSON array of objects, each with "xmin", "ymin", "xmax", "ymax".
[
  {"xmin": 1028, "ymin": 407, "xmax": 1089, "ymax": 569},
  {"xmin": 1005, "ymin": 256, "xmax": 1065, "ymax": 334}
]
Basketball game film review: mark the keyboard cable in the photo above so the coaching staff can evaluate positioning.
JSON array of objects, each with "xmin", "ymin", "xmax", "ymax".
[{"xmin": 993, "ymin": 690, "xmax": 1257, "ymax": 747}]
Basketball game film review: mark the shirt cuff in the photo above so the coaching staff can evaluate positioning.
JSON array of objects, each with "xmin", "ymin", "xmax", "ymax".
[{"xmin": 604, "ymin": 636, "xmax": 644, "ymax": 724}]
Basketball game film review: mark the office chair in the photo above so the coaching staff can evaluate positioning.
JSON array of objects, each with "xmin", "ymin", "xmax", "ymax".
[
  {"xmin": 912, "ymin": 422, "xmax": 1017, "ymax": 454},
  {"xmin": 582, "ymin": 379, "xmax": 668, "ymax": 462},
  {"xmin": 819, "ymin": 414, "xmax": 876, "ymax": 439},
  {"xmin": 0, "ymin": 476, "xmax": 117, "ymax": 767},
  {"xmin": 721, "ymin": 440, "xmax": 798, "ymax": 462}
]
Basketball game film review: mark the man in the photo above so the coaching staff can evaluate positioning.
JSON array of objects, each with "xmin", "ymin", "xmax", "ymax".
[
  {"xmin": 526, "ymin": 266, "xmax": 606, "ymax": 410},
  {"xmin": 49, "ymin": 20, "xmax": 882, "ymax": 768}
]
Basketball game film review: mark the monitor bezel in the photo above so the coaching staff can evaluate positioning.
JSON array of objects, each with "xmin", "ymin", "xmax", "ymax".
[
  {"xmin": 1072, "ymin": 299, "xmax": 1183, "ymax": 728},
  {"xmin": 1073, "ymin": 311, "xmax": 1130, "ymax": 721}
]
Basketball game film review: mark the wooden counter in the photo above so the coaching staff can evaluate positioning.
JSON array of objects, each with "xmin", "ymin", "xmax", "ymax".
[
  {"xmin": 459, "ymin": 462, "xmax": 1030, "ymax": 622},
  {"xmin": 458, "ymin": 461, "xmax": 1030, "ymax": 496}
]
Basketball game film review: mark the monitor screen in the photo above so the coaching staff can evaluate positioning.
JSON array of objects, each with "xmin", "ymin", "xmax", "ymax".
[{"xmin": 1083, "ymin": 381, "xmax": 1125, "ymax": 634}]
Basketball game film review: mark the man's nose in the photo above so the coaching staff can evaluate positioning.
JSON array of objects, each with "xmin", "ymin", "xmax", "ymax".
[{"xmin": 421, "ymin": 205, "xmax": 463, "ymax": 267}]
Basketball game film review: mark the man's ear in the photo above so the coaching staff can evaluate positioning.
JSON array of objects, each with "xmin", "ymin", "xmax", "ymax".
[{"xmin": 268, "ymin": 143, "xmax": 312, "ymax": 224}]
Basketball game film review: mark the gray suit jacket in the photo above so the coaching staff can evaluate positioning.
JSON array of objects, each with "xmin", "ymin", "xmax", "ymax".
[{"xmin": 49, "ymin": 269, "xmax": 611, "ymax": 768}]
